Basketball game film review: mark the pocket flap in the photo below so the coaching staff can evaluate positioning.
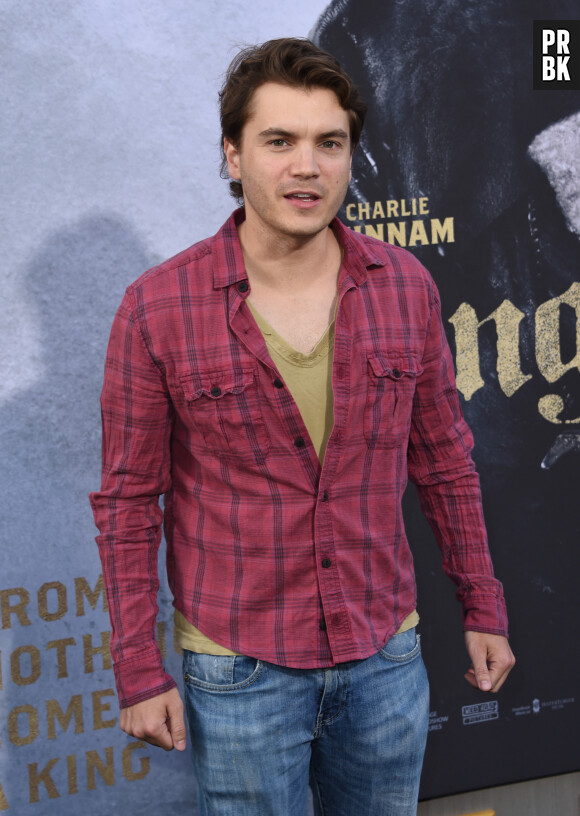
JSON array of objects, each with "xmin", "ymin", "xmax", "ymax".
[
  {"xmin": 179, "ymin": 370, "xmax": 255, "ymax": 401},
  {"xmin": 368, "ymin": 354, "xmax": 423, "ymax": 380}
]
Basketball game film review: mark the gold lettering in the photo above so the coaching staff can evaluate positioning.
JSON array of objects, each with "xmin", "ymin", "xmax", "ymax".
[
  {"xmin": 1, "ymin": 587, "xmax": 31, "ymax": 629},
  {"xmin": 372, "ymin": 201, "xmax": 385, "ymax": 219},
  {"xmin": 345, "ymin": 203, "xmax": 357, "ymax": 221},
  {"xmin": 38, "ymin": 581, "xmax": 67, "ymax": 622},
  {"xmin": 536, "ymin": 282, "xmax": 580, "ymax": 382},
  {"xmin": 357, "ymin": 202, "xmax": 370, "ymax": 220},
  {"xmin": 75, "ymin": 574, "xmax": 108, "ymax": 616},
  {"xmin": 400, "ymin": 199, "xmax": 412, "ymax": 216},
  {"xmin": 66, "ymin": 755, "xmax": 78, "ymax": 796},
  {"xmin": 9, "ymin": 704, "xmax": 39, "ymax": 746},
  {"xmin": 489, "ymin": 301, "xmax": 532, "ymax": 397},
  {"xmin": 419, "ymin": 197, "xmax": 430, "ymax": 215},
  {"xmin": 408, "ymin": 220, "xmax": 429, "ymax": 246},
  {"xmin": 92, "ymin": 689, "xmax": 117, "ymax": 731},
  {"xmin": 83, "ymin": 631, "xmax": 112, "ymax": 674},
  {"xmin": 46, "ymin": 637, "xmax": 76, "ymax": 679},
  {"xmin": 10, "ymin": 644, "xmax": 41, "ymax": 686},
  {"xmin": 386, "ymin": 200, "xmax": 399, "ymax": 218},
  {"xmin": 431, "ymin": 217, "xmax": 455, "ymax": 244},
  {"xmin": 122, "ymin": 741, "xmax": 151, "ymax": 782},
  {"xmin": 364, "ymin": 224, "xmax": 384, "ymax": 240},
  {"xmin": 538, "ymin": 394, "xmax": 580, "ymax": 424},
  {"xmin": 449, "ymin": 300, "xmax": 531, "ymax": 400},
  {"xmin": 46, "ymin": 695, "xmax": 84, "ymax": 739},
  {"xmin": 0, "ymin": 779, "xmax": 8, "ymax": 810},
  {"xmin": 387, "ymin": 222, "xmax": 406, "ymax": 246},
  {"xmin": 449, "ymin": 303, "xmax": 484, "ymax": 400},
  {"xmin": 28, "ymin": 758, "xmax": 60, "ymax": 803},
  {"xmin": 86, "ymin": 748, "xmax": 115, "ymax": 790}
]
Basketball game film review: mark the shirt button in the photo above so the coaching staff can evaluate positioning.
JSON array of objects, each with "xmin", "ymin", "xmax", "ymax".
[
  {"xmin": 392, "ymin": 368, "xmax": 401, "ymax": 378},
  {"xmin": 319, "ymin": 619, "xmax": 327, "ymax": 631},
  {"xmin": 321, "ymin": 490, "xmax": 329, "ymax": 502},
  {"xmin": 322, "ymin": 558, "xmax": 332, "ymax": 568},
  {"xmin": 237, "ymin": 281, "xmax": 249, "ymax": 293},
  {"xmin": 273, "ymin": 378, "xmax": 284, "ymax": 388},
  {"xmin": 294, "ymin": 437, "xmax": 305, "ymax": 448},
  {"xmin": 210, "ymin": 386, "xmax": 222, "ymax": 397}
]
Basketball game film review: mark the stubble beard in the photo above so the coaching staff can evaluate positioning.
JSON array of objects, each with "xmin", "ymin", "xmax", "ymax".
[{"xmin": 242, "ymin": 177, "xmax": 349, "ymax": 246}]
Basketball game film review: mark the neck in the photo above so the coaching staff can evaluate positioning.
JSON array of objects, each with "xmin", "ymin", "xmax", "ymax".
[{"xmin": 237, "ymin": 219, "xmax": 341, "ymax": 290}]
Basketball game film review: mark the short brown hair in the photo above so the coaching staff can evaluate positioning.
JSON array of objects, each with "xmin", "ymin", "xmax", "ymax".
[{"xmin": 219, "ymin": 38, "xmax": 367, "ymax": 201}]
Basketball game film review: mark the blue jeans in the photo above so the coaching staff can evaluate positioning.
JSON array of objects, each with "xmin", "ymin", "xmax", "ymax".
[{"xmin": 183, "ymin": 628, "xmax": 429, "ymax": 816}]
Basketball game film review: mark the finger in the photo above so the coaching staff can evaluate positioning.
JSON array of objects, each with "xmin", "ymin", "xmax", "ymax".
[
  {"xmin": 471, "ymin": 654, "xmax": 493, "ymax": 692},
  {"xmin": 122, "ymin": 711, "xmax": 175, "ymax": 751},
  {"xmin": 464, "ymin": 666, "xmax": 492, "ymax": 692},
  {"xmin": 147, "ymin": 718, "xmax": 175, "ymax": 751},
  {"xmin": 464, "ymin": 667, "xmax": 481, "ymax": 690},
  {"xmin": 465, "ymin": 643, "xmax": 515, "ymax": 693},
  {"xmin": 486, "ymin": 653, "xmax": 515, "ymax": 692},
  {"xmin": 167, "ymin": 701, "xmax": 187, "ymax": 751}
]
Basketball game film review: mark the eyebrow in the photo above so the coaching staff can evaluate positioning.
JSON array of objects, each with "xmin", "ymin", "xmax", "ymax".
[{"xmin": 257, "ymin": 127, "xmax": 350, "ymax": 141}]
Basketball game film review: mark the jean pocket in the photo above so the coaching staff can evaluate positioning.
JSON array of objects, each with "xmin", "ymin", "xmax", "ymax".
[
  {"xmin": 378, "ymin": 628, "xmax": 421, "ymax": 664},
  {"xmin": 183, "ymin": 651, "xmax": 264, "ymax": 691}
]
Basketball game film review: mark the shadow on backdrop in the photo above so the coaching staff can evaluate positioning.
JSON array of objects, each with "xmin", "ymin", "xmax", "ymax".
[{"xmin": 1, "ymin": 215, "xmax": 196, "ymax": 815}]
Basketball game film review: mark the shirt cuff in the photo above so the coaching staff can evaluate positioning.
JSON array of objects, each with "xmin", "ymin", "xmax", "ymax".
[
  {"xmin": 461, "ymin": 592, "xmax": 509, "ymax": 638},
  {"xmin": 113, "ymin": 647, "xmax": 177, "ymax": 709}
]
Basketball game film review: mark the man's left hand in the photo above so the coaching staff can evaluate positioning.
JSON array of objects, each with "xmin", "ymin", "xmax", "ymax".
[{"xmin": 464, "ymin": 631, "xmax": 515, "ymax": 692}]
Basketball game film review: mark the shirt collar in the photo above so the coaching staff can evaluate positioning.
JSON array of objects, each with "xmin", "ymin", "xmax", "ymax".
[
  {"xmin": 212, "ymin": 208, "xmax": 248, "ymax": 290},
  {"xmin": 212, "ymin": 207, "xmax": 385, "ymax": 290}
]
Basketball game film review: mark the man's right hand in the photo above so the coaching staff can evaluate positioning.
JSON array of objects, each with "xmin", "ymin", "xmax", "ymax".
[{"xmin": 120, "ymin": 687, "xmax": 187, "ymax": 752}]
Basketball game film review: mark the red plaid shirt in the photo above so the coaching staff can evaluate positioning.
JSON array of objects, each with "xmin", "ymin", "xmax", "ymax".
[{"xmin": 90, "ymin": 210, "xmax": 507, "ymax": 708}]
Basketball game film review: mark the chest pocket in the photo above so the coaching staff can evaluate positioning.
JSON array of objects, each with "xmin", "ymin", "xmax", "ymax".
[
  {"xmin": 179, "ymin": 369, "xmax": 270, "ymax": 459},
  {"xmin": 364, "ymin": 354, "xmax": 423, "ymax": 448}
]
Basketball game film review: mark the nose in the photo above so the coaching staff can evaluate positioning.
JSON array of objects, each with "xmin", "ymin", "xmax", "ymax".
[{"xmin": 290, "ymin": 143, "xmax": 320, "ymax": 177}]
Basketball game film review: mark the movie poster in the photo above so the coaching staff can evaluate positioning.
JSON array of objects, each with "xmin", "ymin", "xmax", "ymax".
[
  {"xmin": 2, "ymin": 1, "xmax": 579, "ymax": 812},
  {"xmin": 314, "ymin": 0, "xmax": 580, "ymax": 798}
]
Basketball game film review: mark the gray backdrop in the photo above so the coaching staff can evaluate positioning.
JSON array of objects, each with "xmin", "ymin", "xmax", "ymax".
[{"xmin": 0, "ymin": 3, "xmax": 327, "ymax": 813}]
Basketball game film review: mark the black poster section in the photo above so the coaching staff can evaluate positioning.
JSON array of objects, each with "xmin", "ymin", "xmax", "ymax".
[{"xmin": 314, "ymin": 0, "xmax": 580, "ymax": 800}]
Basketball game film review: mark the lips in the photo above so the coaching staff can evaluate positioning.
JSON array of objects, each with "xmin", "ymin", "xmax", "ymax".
[{"xmin": 284, "ymin": 192, "xmax": 321, "ymax": 201}]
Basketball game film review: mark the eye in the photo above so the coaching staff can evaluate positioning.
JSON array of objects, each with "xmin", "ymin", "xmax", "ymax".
[
  {"xmin": 269, "ymin": 138, "xmax": 289, "ymax": 147},
  {"xmin": 320, "ymin": 140, "xmax": 341, "ymax": 150}
]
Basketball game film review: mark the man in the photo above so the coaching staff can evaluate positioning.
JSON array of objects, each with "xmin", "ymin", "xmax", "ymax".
[{"xmin": 90, "ymin": 38, "xmax": 514, "ymax": 816}]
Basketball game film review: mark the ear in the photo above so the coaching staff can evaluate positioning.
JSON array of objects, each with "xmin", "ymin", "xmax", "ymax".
[{"xmin": 224, "ymin": 138, "xmax": 241, "ymax": 180}]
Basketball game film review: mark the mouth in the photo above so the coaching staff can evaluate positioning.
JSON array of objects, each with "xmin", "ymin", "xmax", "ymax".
[{"xmin": 284, "ymin": 191, "xmax": 322, "ymax": 205}]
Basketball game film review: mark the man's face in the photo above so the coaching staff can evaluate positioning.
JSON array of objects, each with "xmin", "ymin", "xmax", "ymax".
[{"xmin": 224, "ymin": 82, "xmax": 353, "ymax": 244}]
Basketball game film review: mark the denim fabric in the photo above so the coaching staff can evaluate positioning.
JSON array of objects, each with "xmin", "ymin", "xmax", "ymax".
[{"xmin": 183, "ymin": 627, "xmax": 429, "ymax": 815}]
